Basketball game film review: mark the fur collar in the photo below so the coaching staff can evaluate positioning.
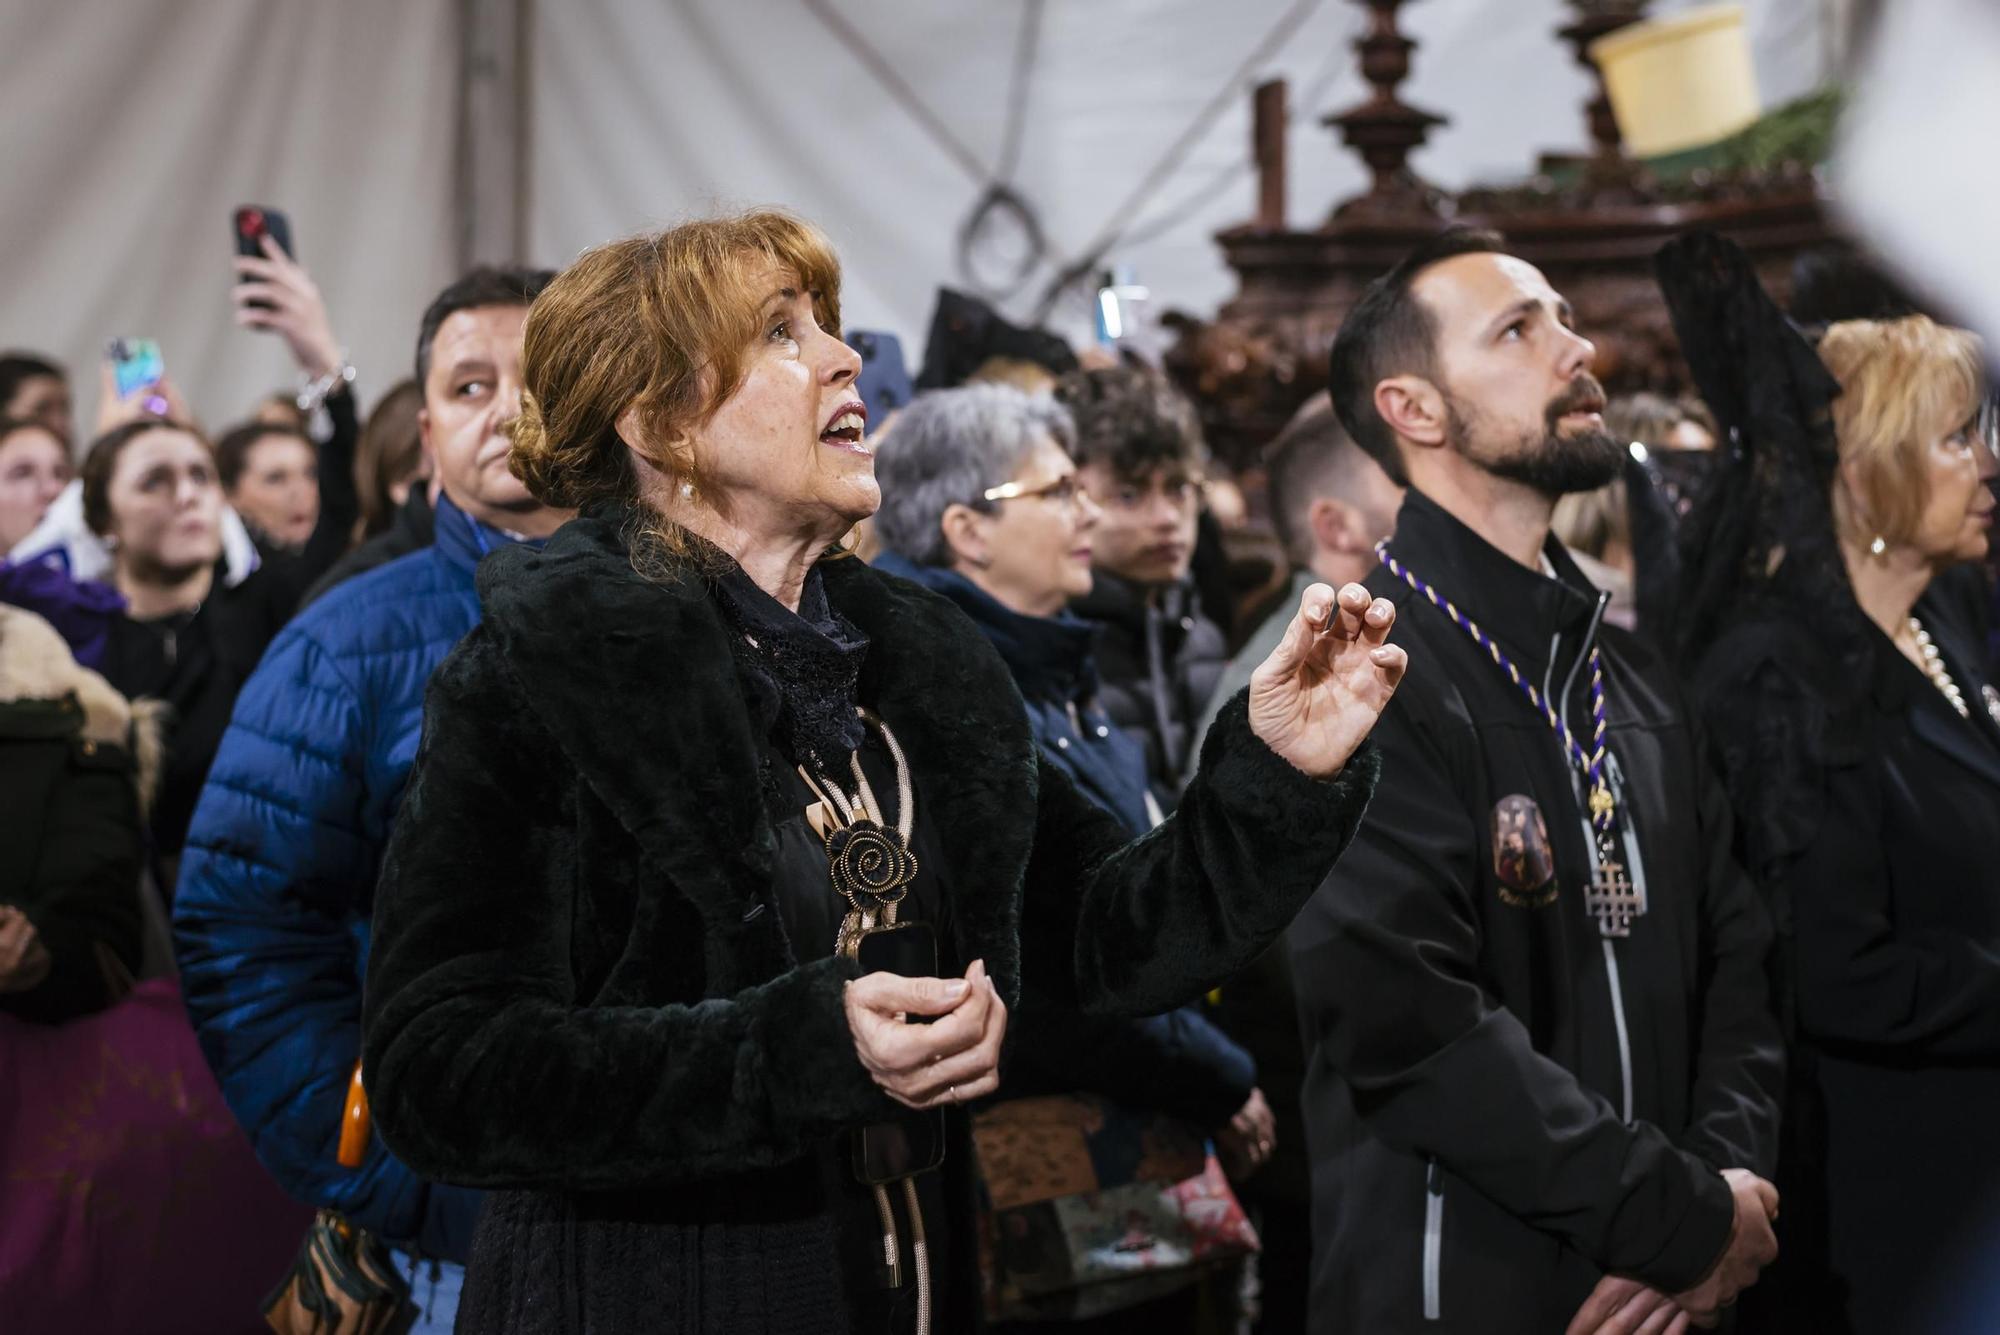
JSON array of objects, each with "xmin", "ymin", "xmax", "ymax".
[
  {"xmin": 475, "ymin": 512, "xmax": 1040, "ymax": 999},
  {"xmin": 0, "ymin": 604, "xmax": 164, "ymax": 806}
]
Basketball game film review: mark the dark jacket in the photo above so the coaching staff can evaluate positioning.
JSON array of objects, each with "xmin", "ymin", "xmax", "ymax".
[
  {"xmin": 1070, "ymin": 569, "xmax": 1227, "ymax": 798},
  {"xmin": 1290, "ymin": 489, "xmax": 1783, "ymax": 1333},
  {"xmin": 872, "ymin": 553, "xmax": 1254, "ymax": 1129},
  {"xmin": 361, "ymin": 511, "xmax": 1377, "ymax": 1333},
  {"xmin": 0, "ymin": 606, "xmax": 149, "ymax": 1023},
  {"xmin": 301, "ymin": 485, "xmax": 435, "ymax": 610},
  {"xmin": 1695, "ymin": 603, "xmax": 2000, "ymax": 1335},
  {"xmin": 100, "ymin": 553, "xmax": 311, "ymax": 877},
  {"xmin": 174, "ymin": 495, "xmax": 505, "ymax": 1263}
]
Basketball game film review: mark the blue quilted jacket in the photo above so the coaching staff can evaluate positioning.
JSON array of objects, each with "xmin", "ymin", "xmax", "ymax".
[{"xmin": 174, "ymin": 495, "xmax": 522, "ymax": 1262}]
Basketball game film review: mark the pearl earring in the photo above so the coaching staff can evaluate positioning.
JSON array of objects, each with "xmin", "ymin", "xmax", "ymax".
[
  {"xmin": 678, "ymin": 480, "xmax": 697, "ymax": 502},
  {"xmin": 1869, "ymin": 535, "xmax": 1888, "ymax": 560}
]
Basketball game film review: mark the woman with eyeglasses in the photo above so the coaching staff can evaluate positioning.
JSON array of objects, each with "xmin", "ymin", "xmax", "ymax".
[
  {"xmin": 1682, "ymin": 297, "xmax": 2000, "ymax": 1333},
  {"xmin": 871, "ymin": 382, "xmax": 1276, "ymax": 1329}
]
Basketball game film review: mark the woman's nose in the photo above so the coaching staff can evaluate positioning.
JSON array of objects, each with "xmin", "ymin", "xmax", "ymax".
[
  {"xmin": 1076, "ymin": 492, "xmax": 1102, "ymax": 531},
  {"xmin": 821, "ymin": 332, "xmax": 861, "ymax": 386}
]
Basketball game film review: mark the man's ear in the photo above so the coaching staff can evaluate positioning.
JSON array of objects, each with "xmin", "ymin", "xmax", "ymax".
[
  {"xmin": 414, "ymin": 409, "xmax": 434, "ymax": 477},
  {"xmin": 1308, "ymin": 495, "xmax": 1367, "ymax": 557},
  {"xmin": 1374, "ymin": 374, "xmax": 1448, "ymax": 450},
  {"xmin": 939, "ymin": 503, "xmax": 990, "ymax": 568}
]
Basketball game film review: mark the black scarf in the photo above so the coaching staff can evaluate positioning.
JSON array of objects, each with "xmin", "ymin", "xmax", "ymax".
[{"xmin": 710, "ymin": 559, "xmax": 870, "ymax": 764}]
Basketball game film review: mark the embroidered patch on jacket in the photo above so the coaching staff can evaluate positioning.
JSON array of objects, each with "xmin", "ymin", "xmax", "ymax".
[{"xmin": 1492, "ymin": 794, "xmax": 1557, "ymax": 908}]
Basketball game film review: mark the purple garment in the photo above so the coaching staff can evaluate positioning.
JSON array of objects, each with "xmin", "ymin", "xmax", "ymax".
[
  {"xmin": 0, "ymin": 977, "xmax": 311, "ymax": 1332},
  {"xmin": 0, "ymin": 559, "xmax": 126, "ymax": 671}
]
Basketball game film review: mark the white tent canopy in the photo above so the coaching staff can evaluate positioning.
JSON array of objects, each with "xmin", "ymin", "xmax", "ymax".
[{"xmin": 0, "ymin": 0, "xmax": 1836, "ymax": 428}]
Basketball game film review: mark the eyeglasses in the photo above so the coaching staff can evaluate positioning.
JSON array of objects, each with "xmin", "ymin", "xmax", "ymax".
[{"xmin": 982, "ymin": 474, "xmax": 1087, "ymax": 510}]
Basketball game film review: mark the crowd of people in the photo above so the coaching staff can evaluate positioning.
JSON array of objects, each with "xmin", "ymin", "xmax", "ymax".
[{"xmin": 1, "ymin": 193, "xmax": 1995, "ymax": 1335}]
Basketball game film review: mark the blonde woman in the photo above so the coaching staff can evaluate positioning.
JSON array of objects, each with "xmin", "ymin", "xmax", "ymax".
[{"xmin": 1692, "ymin": 310, "xmax": 2000, "ymax": 1334}]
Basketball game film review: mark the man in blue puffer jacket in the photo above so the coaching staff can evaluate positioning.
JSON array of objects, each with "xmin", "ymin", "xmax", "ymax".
[{"xmin": 174, "ymin": 267, "xmax": 564, "ymax": 1326}]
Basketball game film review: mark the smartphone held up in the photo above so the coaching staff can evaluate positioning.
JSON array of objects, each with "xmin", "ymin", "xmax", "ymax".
[
  {"xmin": 233, "ymin": 205, "xmax": 293, "ymax": 311},
  {"xmin": 106, "ymin": 337, "xmax": 165, "ymax": 404}
]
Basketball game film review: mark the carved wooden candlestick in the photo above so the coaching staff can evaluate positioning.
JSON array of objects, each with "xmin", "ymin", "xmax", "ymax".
[
  {"xmin": 1171, "ymin": 0, "xmax": 1834, "ymax": 475},
  {"xmin": 1324, "ymin": 0, "xmax": 1446, "ymax": 220}
]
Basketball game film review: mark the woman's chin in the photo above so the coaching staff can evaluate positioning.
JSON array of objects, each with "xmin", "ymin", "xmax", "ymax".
[{"xmin": 827, "ymin": 473, "xmax": 881, "ymax": 524}]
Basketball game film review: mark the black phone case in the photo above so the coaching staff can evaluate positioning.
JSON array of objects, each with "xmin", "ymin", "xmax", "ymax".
[
  {"xmin": 234, "ymin": 206, "xmax": 294, "ymax": 313},
  {"xmin": 851, "ymin": 923, "xmax": 948, "ymax": 1183},
  {"xmin": 234, "ymin": 205, "xmax": 293, "ymax": 259}
]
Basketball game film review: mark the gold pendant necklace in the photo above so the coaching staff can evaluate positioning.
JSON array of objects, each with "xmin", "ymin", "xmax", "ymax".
[{"xmin": 796, "ymin": 708, "xmax": 920, "ymax": 959}]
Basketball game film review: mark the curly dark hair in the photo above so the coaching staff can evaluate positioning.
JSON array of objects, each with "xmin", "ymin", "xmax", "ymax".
[{"xmin": 1050, "ymin": 365, "xmax": 1205, "ymax": 481}]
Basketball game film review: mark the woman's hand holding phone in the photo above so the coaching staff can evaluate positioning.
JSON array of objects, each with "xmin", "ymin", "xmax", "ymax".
[
  {"xmin": 233, "ymin": 235, "xmax": 342, "ymax": 381},
  {"xmin": 94, "ymin": 359, "xmax": 192, "ymax": 435},
  {"xmin": 844, "ymin": 957, "xmax": 1007, "ymax": 1110}
]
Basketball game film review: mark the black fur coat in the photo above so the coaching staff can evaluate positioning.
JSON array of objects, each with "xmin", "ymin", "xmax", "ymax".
[{"xmin": 361, "ymin": 510, "xmax": 1378, "ymax": 1333}]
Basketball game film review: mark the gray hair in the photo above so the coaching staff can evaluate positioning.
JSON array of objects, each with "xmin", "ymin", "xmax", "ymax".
[{"xmin": 872, "ymin": 383, "xmax": 1076, "ymax": 566}]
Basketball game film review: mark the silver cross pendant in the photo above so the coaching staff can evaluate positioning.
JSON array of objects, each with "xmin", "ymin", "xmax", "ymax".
[{"xmin": 1586, "ymin": 857, "xmax": 1643, "ymax": 938}]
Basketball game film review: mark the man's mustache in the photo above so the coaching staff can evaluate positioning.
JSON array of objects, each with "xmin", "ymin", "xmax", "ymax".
[{"xmin": 1546, "ymin": 375, "xmax": 1608, "ymax": 424}]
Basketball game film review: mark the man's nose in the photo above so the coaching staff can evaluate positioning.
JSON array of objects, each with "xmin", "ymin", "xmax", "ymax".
[
  {"xmin": 496, "ymin": 373, "xmax": 525, "ymax": 427},
  {"xmin": 1556, "ymin": 323, "xmax": 1596, "ymax": 379}
]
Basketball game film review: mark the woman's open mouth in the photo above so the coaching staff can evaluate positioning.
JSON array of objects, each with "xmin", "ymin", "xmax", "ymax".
[{"xmin": 820, "ymin": 402, "xmax": 870, "ymax": 456}]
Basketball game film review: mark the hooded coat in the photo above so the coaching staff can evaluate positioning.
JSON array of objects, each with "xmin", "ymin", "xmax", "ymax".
[{"xmin": 361, "ymin": 509, "xmax": 1377, "ymax": 1333}]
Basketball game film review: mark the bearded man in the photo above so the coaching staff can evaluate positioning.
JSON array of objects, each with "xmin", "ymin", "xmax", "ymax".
[{"xmin": 1291, "ymin": 230, "xmax": 1785, "ymax": 1335}]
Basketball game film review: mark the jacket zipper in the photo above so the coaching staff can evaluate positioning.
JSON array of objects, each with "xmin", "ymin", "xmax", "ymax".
[
  {"xmin": 1600, "ymin": 936, "xmax": 1635, "ymax": 1124},
  {"xmin": 1557, "ymin": 589, "xmax": 1637, "ymax": 1125},
  {"xmin": 1423, "ymin": 1158, "xmax": 1444, "ymax": 1321},
  {"xmin": 1580, "ymin": 756, "xmax": 1649, "ymax": 1125}
]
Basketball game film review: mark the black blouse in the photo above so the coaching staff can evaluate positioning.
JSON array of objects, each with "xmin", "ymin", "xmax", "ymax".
[{"xmin": 715, "ymin": 561, "xmax": 960, "ymax": 1333}]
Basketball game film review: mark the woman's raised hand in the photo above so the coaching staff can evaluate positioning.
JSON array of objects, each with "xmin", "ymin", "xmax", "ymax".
[
  {"xmin": 844, "ymin": 957, "xmax": 1007, "ymax": 1110},
  {"xmin": 1246, "ymin": 582, "xmax": 1406, "ymax": 779},
  {"xmin": 233, "ymin": 234, "xmax": 343, "ymax": 381}
]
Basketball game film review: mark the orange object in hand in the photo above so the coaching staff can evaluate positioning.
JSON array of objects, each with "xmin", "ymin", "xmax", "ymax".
[{"xmin": 336, "ymin": 1062, "xmax": 372, "ymax": 1168}]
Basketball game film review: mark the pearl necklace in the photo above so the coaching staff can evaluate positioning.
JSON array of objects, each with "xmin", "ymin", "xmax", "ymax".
[{"xmin": 1909, "ymin": 617, "xmax": 1971, "ymax": 719}]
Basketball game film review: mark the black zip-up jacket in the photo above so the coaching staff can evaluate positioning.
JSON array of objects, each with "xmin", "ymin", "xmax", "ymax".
[
  {"xmin": 1291, "ymin": 488, "xmax": 1783, "ymax": 1333},
  {"xmin": 1070, "ymin": 570, "xmax": 1227, "ymax": 800}
]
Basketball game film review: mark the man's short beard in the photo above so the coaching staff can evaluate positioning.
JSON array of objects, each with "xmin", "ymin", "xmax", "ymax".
[{"xmin": 1443, "ymin": 383, "xmax": 1624, "ymax": 499}]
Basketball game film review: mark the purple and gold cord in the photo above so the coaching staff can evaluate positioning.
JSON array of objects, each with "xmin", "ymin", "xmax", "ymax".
[{"xmin": 1375, "ymin": 541, "xmax": 1618, "ymax": 838}]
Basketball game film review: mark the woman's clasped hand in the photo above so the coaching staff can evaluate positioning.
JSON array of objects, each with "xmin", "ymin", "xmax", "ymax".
[{"xmin": 844, "ymin": 957, "xmax": 1008, "ymax": 1110}]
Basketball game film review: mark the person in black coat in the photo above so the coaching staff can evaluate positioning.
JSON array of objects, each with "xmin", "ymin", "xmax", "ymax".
[
  {"xmin": 360, "ymin": 210, "xmax": 1406, "ymax": 1335},
  {"xmin": 0, "ymin": 604, "xmax": 153, "ymax": 1023},
  {"xmin": 1056, "ymin": 366, "xmax": 1229, "ymax": 803},
  {"xmin": 1294, "ymin": 228, "xmax": 1785, "ymax": 1334},
  {"xmin": 301, "ymin": 482, "xmax": 434, "ymax": 608},
  {"xmin": 1682, "ymin": 293, "xmax": 2000, "ymax": 1333},
  {"xmin": 76, "ymin": 419, "xmax": 309, "ymax": 890}
]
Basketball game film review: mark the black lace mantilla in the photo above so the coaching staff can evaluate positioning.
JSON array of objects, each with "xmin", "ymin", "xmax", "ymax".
[{"xmin": 711, "ymin": 560, "xmax": 869, "ymax": 765}]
